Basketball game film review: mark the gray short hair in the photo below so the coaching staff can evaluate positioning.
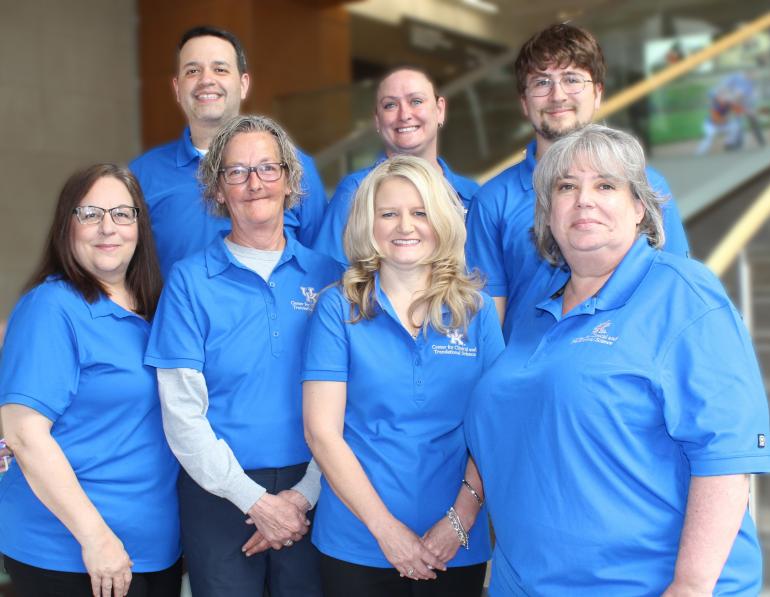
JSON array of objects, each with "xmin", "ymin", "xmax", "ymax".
[
  {"xmin": 198, "ymin": 115, "xmax": 303, "ymax": 218},
  {"xmin": 532, "ymin": 124, "xmax": 665, "ymax": 266}
]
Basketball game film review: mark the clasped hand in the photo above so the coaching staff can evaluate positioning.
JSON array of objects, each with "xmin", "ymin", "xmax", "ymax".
[
  {"xmin": 241, "ymin": 490, "xmax": 311, "ymax": 556},
  {"xmin": 376, "ymin": 517, "xmax": 462, "ymax": 582}
]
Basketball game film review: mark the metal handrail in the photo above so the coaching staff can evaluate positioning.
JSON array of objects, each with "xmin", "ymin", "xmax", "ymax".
[
  {"xmin": 478, "ymin": 11, "xmax": 770, "ymax": 183},
  {"xmin": 706, "ymin": 182, "xmax": 770, "ymax": 277}
]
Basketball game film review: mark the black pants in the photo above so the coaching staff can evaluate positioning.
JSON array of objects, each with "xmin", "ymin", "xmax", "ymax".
[
  {"xmin": 320, "ymin": 554, "xmax": 487, "ymax": 597},
  {"xmin": 3, "ymin": 555, "xmax": 182, "ymax": 597},
  {"xmin": 178, "ymin": 463, "xmax": 322, "ymax": 597}
]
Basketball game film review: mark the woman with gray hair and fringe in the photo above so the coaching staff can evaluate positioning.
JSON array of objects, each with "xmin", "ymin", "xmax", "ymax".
[
  {"xmin": 465, "ymin": 124, "xmax": 770, "ymax": 595},
  {"xmin": 145, "ymin": 115, "xmax": 341, "ymax": 597}
]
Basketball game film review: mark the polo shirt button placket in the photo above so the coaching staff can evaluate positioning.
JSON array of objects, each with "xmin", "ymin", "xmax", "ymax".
[{"xmin": 414, "ymin": 348, "xmax": 426, "ymax": 401}]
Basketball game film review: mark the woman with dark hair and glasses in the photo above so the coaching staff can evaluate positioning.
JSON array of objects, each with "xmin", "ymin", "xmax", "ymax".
[
  {"xmin": 145, "ymin": 115, "xmax": 340, "ymax": 596},
  {"xmin": 0, "ymin": 164, "xmax": 181, "ymax": 597}
]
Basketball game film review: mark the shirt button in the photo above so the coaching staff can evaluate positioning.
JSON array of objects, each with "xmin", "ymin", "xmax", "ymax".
[
  {"xmin": 272, "ymin": 331, "xmax": 280, "ymax": 337},
  {"xmin": 270, "ymin": 313, "xmax": 277, "ymax": 320},
  {"xmin": 415, "ymin": 358, "xmax": 421, "ymax": 365},
  {"xmin": 269, "ymin": 281, "xmax": 276, "ymax": 288},
  {"xmin": 416, "ymin": 379, "xmax": 423, "ymax": 386}
]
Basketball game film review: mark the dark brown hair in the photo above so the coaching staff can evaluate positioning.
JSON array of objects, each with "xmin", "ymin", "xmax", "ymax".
[
  {"xmin": 375, "ymin": 65, "xmax": 441, "ymax": 107},
  {"xmin": 25, "ymin": 164, "xmax": 162, "ymax": 318},
  {"xmin": 514, "ymin": 24, "xmax": 606, "ymax": 95},
  {"xmin": 178, "ymin": 25, "xmax": 247, "ymax": 74}
]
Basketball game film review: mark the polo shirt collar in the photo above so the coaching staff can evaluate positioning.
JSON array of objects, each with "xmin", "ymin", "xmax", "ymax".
[
  {"xmin": 204, "ymin": 231, "xmax": 309, "ymax": 277},
  {"xmin": 85, "ymin": 292, "xmax": 139, "ymax": 320},
  {"xmin": 537, "ymin": 236, "xmax": 657, "ymax": 316},
  {"xmin": 518, "ymin": 139, "xmax": 538, "ymax": 191},
  {"xmin": 593, "ymin": 236, "xmax": 657, "ymax": 311},
  {"xmin": 372, "ymin": 154, "xmax": 473, "ymax": 197},
  {"xmin": 438, "ymin": 157, "xmax": 475, "ymax": 199},
  {"xmin": 176, "ymin": 126, "xmax": 202, "ymax": 168}
]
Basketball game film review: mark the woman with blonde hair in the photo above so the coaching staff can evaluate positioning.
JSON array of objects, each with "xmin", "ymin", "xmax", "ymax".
[{"xmin": 303, "ymin": 155, "xmax": 504, "ymax": 597}]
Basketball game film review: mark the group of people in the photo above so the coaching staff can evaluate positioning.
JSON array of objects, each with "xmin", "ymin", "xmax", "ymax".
[{"xmin": 0, "ymin": 20, "xmax": 768, "ymax": 597}]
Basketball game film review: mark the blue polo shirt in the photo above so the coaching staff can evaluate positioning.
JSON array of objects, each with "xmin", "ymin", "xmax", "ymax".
[
  {"xmin": 130, "ymin": 127, "xmax": 327, "ymax": 278},
  {"xmin": 302, "ymin": 280, "xmax": 504, "ymax": 567},
  {"xmin": 313, "ymin": 157, "xmax": 479, "ymax": 266},
  {"xmin": 145, "ymin": 234, "xmax": 342, "ymax": 469},
  {"xmin": 465, "ymin": 138, "xmax": 690, "ymax": 340},
  {"xmin": 465, "ymin": 237, "xmax": 770, "ymax": 596},
  {"xmin": 0, "ymin": 278, "xmax": 180, "ymax": 572}
]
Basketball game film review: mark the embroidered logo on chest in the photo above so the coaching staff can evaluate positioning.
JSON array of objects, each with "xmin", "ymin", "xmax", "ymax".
[
  {"xmin": 432, "ymin": 329, "xmax": 478, "ymax": 357},
  {"xmin": 291, "ymin": 286, "xmax": 318, "ymax": 312},
  {"xmin": 571, "ymin": 320, "xmax": 619, "ymax": 346}
]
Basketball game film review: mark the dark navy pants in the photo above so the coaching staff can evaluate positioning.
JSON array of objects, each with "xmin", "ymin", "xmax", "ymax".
[{"xmin": 178, "ymin": 462, "xmax": 322, "ymax": 597}]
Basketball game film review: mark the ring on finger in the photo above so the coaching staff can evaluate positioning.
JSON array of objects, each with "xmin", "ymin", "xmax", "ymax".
[
  {"xmin": 407, "ymin": 567, "xmax": 415, "ymax": 577},
  {"xmin": 284, "ymin": 539, "xmax": 294, "ymax": 546}
]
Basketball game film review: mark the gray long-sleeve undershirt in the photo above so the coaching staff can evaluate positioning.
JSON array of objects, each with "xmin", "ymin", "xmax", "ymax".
[
  {"xmin": 157, "ymin": 368, "xmax": 321, "ymax": 513},
  {"xmin": 156, "ymin": 237, "xmax": 320, "ymax": 514}
]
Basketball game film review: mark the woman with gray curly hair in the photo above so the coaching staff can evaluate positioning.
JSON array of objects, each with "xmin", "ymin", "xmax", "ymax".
[
  {"xmin": 145, "ymin": 115, "xmax": 341, "ymax": 597},
  {"xmin": 465, "ymin": 124, "xmax": 770, "ymax": 595}
]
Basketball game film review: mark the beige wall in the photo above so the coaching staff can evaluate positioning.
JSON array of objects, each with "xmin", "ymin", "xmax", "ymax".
[{"xmin": 0, "ymin": 0, "xmax": 140, "ymax": 321}]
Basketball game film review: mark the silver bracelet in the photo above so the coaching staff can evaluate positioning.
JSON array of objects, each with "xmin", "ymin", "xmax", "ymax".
[
  {"xmin": 446, "ymin": 507, "xmax": 469, "ymax": 550},
  {"xmin": 462, "ymin": 479, "xmax": 483, "ymax": 506}
]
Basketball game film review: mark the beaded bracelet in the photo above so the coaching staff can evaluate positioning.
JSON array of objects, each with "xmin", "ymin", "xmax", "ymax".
[
  {"xmin": 446, "ymin": 507, "xmax": 469, "ymax": 550},
  {"xmin": 461, "ymin": 479, "xmax": 483, "ymax": 506}
]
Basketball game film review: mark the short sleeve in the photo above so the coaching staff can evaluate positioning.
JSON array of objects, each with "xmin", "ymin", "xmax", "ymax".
[
  {"xmin": 466, "ymin": 188, "xmax": 507, "ymax": 298},
  {"xmin": 301, "ymin": 288, "xmax": 350, "ymax": 382},
  {"xmin": 660, "ymin": 304, "xmax": 770, "ymax": 475},
  {"xmin": 646, "ymin": 166, "xmax": 690, "ymax": 258},
  {"xmin": 285, "ymin": 151, "xmax": 327, "ymax": 247},
  {"xmin": 0, "ymin": 288, "xmax": 79, "ymax": 421},
  {"xmin": 312, "ymin": 175, "xmax": 361, "ymax": 267},
  {"xmin": 479, "ymin": 296, "xmax": 505, "ymax": 370},
  {"xmin": 145, "ymin": 266, "xmax": 206, "ymax": 371}
]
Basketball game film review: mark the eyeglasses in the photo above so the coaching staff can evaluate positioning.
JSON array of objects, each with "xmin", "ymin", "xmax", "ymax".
[
  {"xmin": 218, "ymin": 163, "xmax": 287, "ymax": 185},
  {"xmin": 527, "ymin": 74, "xmax": 594, "ymax": 97},
  {"xmin": 72, "ymin": 205, "xmax": 140, "ymax": 225}
]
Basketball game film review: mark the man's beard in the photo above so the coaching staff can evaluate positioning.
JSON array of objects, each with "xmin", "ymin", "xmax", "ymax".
[{"xmin": 534, "ymin": 118, "xmax": 586, "ymax": 141}]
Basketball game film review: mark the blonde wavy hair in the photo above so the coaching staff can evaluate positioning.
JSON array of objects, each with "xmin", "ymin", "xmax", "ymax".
[{"xmin": 342, "ymin": 155, "xmax": 483, "ymax": 334}]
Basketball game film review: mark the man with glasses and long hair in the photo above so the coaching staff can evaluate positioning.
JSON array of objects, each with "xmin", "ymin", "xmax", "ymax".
[{"xmin": 465, "ymin": 24, "xmax": 690, "ymax": 340}]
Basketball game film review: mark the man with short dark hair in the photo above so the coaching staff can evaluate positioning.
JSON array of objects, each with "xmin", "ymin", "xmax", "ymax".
[
  {"xmin": 466, "ymin": 24, "xmax": 689, "ymax": 340},
  {"xmin": 131, "ymin": 26, "xmax": 327, "ymax": 278}
]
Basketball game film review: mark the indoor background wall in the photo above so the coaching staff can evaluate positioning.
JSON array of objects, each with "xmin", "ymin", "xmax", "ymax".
[
  {"xmin": 0, "ymin": 0, "xmax": 140, "ymax": 322},
  {"xmin": 137, "ymin": 0, "xmax": 353, "ymax": 154}
]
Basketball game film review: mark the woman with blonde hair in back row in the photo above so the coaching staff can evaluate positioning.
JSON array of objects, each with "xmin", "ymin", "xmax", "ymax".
[{"xmin": 303, "ymin": 155, "xmax": 504, "ymax": 597}]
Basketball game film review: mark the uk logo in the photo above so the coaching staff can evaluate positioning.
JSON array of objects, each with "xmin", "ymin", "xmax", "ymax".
[
  {"xmin": 300, "ymin": 286, "xmax": 318, "ymax": 306},
  {"xmin": 447, "ymin": 329, "xmax": 465, "ymax": 346},
  {"xmin": 292, "ymin": 286, "xmax": 318, "ymax": 312}
]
